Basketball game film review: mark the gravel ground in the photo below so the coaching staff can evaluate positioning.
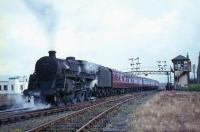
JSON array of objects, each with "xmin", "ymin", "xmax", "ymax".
[
  {"xmin": 0, "ymin": 95, "xmax": 128, "ymax": 132},
  {"xmin": 0, "ymin": 111, "xmax": 73, "ymax": 132},
  {"xmin": 102, "ymin": 91, "xmax": 158, "ymax": 132},
  {"xmin": 0, "ymin": 92, "xmax": 157, "ymax": 132}
]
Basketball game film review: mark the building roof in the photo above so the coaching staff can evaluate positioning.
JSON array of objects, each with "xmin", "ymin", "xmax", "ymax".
[
  {"xmin": 0, "ymin": 75, "xmax": 27, "ymax": 82},
  {"xmin": 0, "ymin": 75, "xmax": 9, "ymax": 82},
  {"xmin": 172, "ymin": 55, "xmax": 189, "ymax": 62}
]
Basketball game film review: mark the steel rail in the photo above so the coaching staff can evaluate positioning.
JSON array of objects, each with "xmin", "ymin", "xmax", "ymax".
[
  {"xmin": 76, "ymin": 94, "xmax": 144, "ymax": 132},
  {"xmin": 0, "ymin": 96, "xmax": 117, "ymax": 125},
  {"xmin": 25, "ymin": 95, "xmax": 132, "ymax": 132},
  {"xmin": 0, "ymin": 107, "xmax": 32, "ymax": 115}
]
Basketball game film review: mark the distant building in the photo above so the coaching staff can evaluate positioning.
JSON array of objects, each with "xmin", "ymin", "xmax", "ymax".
[
  {"xmin": 172, "ymin": 54, "xmax": 191, "ymax": 89},
  {"xmin": 197, "ymin": 53, "xmax": 200, "ymax": 83},
  {"xmin": 0, "ymin": 76, "xmax": 28, "ymax": 95}
]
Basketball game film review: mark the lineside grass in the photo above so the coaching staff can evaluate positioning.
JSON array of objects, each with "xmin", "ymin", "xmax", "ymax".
[
  {"xmin": 128, "ymin": 91, "xmax": 200, "ymax": 131},
  {"xmin": 187, "ymin": 84, "xmax": 200, "ymax": 91}
]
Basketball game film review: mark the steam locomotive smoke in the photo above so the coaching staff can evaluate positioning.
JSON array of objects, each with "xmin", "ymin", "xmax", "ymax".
[
  {"xmin": 90, "ymin": 77, "xmax": 98, "ymax": 90},
  {"xmin": 83, "ymin": 61, "xmax": 99, "ymax": 74},
  {"xmin": 24, "ymin": 0, "xmax": 58, "ymax": 50},
  {"xmin": 8, "ymin": 94, "xmax": 50, "ymax": 110},
  {"xmin": 82, "ymin": 61, "xmax": 99, "ymax": 89}
]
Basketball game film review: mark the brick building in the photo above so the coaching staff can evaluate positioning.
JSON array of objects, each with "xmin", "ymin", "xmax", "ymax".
[{"xmin": 172, "ymin": 54, "xmax": 191, "ymax": 89}]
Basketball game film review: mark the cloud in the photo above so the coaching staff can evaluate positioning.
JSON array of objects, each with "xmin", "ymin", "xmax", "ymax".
[
  {"xmin": 1, "ymin": 0, "xmax": 200, "ymax": 83},
  {"xmin": 23, "ymin": 0, "xmax": 59, "ymax": 50},
  {"xmin": 0, "ymin": 16, "xmax": 6, "ymax": 74},
  {"xmin": 49, "ymin": 1, "xmax": 200, "ymax": 69}
]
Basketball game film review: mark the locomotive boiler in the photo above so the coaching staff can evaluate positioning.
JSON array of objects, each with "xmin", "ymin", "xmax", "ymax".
[{"xmin": 24, "ymin": 51, "xmax": 159, "ymax": 106}]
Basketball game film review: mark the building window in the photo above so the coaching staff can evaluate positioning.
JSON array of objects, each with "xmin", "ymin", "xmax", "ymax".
[
  {"xmin": 11, "ymin": 85, "xmax": 14, "ymax": 91},
  {"xmin": 20, "ymin": 85, "xmax": 23, "ymax": 91},
  {"xmin": 4, "ymin": 85, "xmax": 8, "ymax": 91}
]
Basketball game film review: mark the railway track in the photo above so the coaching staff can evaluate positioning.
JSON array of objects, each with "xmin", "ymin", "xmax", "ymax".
[
  {"xmin": 26, "ymin": 93, "xmax": 147, "ymax": 132},
  {"xmin": 0, "ymin": 95, "xmax": 122, "ymax": 125},
  {"xmin": 0, "ymin": 105, "xmax": 13, "ymax": 111},
  {"xmin": 0, "ymin": 107, "xmax": 32, "ymax": 117}
]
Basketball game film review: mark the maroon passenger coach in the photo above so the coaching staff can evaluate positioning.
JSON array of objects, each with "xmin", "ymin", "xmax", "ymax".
[{"xmin": 111, "ymin": 70, "xmax": 159, "ymax": 90}]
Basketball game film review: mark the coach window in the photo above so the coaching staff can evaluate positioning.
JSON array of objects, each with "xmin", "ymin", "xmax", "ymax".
[
  {"xmin": 0, "ymin": 85, "xmax": 1, "ymax": 91},
  {"xmin": 20, "ymin": 85, "xmax": 23, "ymax": 91},
  {"xmin": 115, "ymin": 74, "xmax": 118, "ymax": 80},
  {"xmin": 11, "ymin": 85, "xmax": 14, "ymax": 91},
  {"xmin": 4, "ymin": 85, "xmax": 8, "ymax": 91},
  {"xmin": 118, "ymin": 75, "xmax": 120, "ymax": 81}
]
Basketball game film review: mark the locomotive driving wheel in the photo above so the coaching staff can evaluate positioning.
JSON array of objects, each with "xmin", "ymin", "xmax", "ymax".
[
  {"xmin": 69, "ymin": 92, "xmax": 77, "ymax": 104},
  {"xmin": 34, "ymin": 96, "xmax": 46, "ymax": 105},
  {"xmin": 77, "ymin": 91, "xmax": 85, "ymax": 102},
  {"xmin": 84, "ymin": 90, "xmax": 91, "ymax": 101},
  {"xmin": 62, "ymin": 96, "xmax": 68, "ymax": 105},
  {"xmin": 34, "ymin": 97, "xmax": 40, "ymax": 105},
  {"xmin": 54, "ymin": 94, "xmax": 62, "ymax": 106}
]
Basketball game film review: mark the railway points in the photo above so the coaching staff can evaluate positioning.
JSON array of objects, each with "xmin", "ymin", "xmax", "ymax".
[{"xmin": 0, "ymin": 92, "xmax": 157, "ymax": 132}]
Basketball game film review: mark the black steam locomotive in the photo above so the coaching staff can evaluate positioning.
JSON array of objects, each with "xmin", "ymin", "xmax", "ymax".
[{"xmin": 24, "ymin": 51, "xmax": 159, "ymax": 105}]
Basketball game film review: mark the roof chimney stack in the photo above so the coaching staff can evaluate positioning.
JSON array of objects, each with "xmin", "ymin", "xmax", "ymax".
[{"xmin": 48, "ymin": 51, "xmax": 56, "ymax": 58}]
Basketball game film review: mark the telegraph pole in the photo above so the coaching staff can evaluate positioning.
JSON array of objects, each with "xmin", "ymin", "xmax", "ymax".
[{"xmin": 193, "ymin": 64, "xmax": 196, "ymax": 83}]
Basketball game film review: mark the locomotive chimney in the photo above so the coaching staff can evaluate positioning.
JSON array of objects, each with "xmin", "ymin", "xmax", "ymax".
[{"xmin": 48, "ymin": 51, "xmax": 56, "ymax": 58}]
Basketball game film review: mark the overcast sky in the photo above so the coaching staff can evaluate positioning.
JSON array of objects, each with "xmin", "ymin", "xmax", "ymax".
[{"xmin": 0, "ymin": 0, "xmax": 200, "ymax": 83}]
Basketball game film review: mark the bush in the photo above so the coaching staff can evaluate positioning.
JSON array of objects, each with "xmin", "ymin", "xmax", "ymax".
[{"xmin": 187, "ymin": 84, "xmax": 200, "ymax": 91}]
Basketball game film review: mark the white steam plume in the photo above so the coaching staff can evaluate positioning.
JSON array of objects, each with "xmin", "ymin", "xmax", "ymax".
[
  {"xmin": 90, "ymin": 77, "xmax": 98, "ymax": 90},
  {"xmin": 23, "ymin": 0, "xmax": 58, "ymax": 50},
  {"xmin": 82, "ymin": 61, "xmax": 99, "ymax": 74},
  {"xmin": 81, "ymin": 61, "xmax": 99, "ymax": 89},
  {"xmin": 8, "ymin": 94, "xmax": 50, "ymax": 110}
]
